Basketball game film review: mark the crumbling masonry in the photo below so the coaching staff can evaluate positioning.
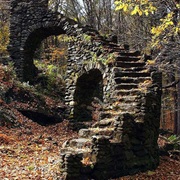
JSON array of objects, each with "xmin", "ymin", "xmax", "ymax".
[{"xmin": 8, "ymin": 0, "xmax": 162, "ymax": 179}]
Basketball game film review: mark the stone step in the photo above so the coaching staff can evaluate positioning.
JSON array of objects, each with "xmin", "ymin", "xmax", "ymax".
[
  {"xmin": 60, "ymin": 146, "xmax": 92, "ymax": 155},
  {"xmin": 92, "ymin": 118, "xmax": 116, "ymax": 128},
  {"xmin": 112, "ymin": 102, "xmax": 138, "ymax": 111},
  {"xmin": 116, "ymin": 62, "xmax": 146, "ymax": 68},
  {"xmin": 100, "ymin": 111, "xmax": 139, "ymax": 123},
  {"xmin": 115, "ymin": 56, "xmax": 141, "ymax": 62},
  {"xmin": 114, "ymin": 89, "xmax": 141, "ymax": 96},
  {"xmin": 118, "ymin": 51, "xmax": 141, "ymax": 56},
  {"xmin": 115, "ymin": 83, "xmax": 138, "ymax": 90},
  {"xmin": 120, "ymin": 67, "xmax": 146, "ymax": 72},
  {"xmin": 118, "ymin": 95, "xmax": 138, "ymax": 103},
  {"xmin": 79, "ymin": 127, "xmax": 115, "ymax": 138},
  {"xmin": 110, "ymin": 46, "xmax": 124, "ymax": 51},
  {"xmin": 114, "ymin": 71, "xmax": 150, "ymax": 78},
  {"xmin": 115, "ymin": 77, "xmax": 151, "ymax": 84},
  {"xmin": 62, "ymin": 138, "xmax": 93, "ymax": 149},
  {"xmin": 104, "ymin": 111, "xmax": 135, "ymax": 117},
  {"xmin": 100, "ymin": 111, "xmax": 114, "ymax": 119},
  {"xmin": 113, "ymin": 67, "xmax": 147, "ymax": 73}
]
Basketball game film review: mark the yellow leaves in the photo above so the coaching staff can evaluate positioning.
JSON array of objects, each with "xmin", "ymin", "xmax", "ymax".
[
  {"xmin": 115, "ymin": 0, "xmax": 157, "ymax": 16},
  {"xmin": 123, "ymin": 4, "xmax": 128, "ymax": 12},
  {"xmin": 115, "ymin": 3, "xmax": 124, "ymax": 11},
  {"xmin": 131, "ymin": 5, "xmax": 142, "ymax": 16},
  {"xmin": 151, "ymin": 11, "xmax": 179, "ymax": 48},
  {"xmin": 115, "ymin": 2, "xmax": 128, "ymax": 12},
  {"xmin": 148, "ymin": 3, "xmax": 157, "ymax": 13},
  {"xmin": 115, "ymin": 0, "xmax": 179, "ymax": 49},
  {"xmin": 175, "ymin": 27, "xmax": 180, "ymax": 35},
  {"xmin": 73, "ymin": 17, "xmax": 78, "ymax": 21},
  {"xmin": 159, "ymin": 12, "xmax": 174, "ymax": 29},
  {"xmin": 144, "ymin": 9, "xmax": 149, "ymax": 16},
  {"xmin": 147, "ymin": 60, "xmax": 155, "ymax": 65},
  {"xmin": 166, "ymin": 21, "xmax": 174, "ymax": 26},
  {"xmin": 176, "ymin": 3, "xmax": 180, "ymax": 9},
  {"xmin": 151, "ymin": 26, "xmax": 163, "ymax": 36}
]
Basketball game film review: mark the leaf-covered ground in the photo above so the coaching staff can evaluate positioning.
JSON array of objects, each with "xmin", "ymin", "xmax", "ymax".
[
  {"xmin": 0, "ymin": 64, "xmax": 179, "ymax": 179},
  {"xmin": 0, "ymin": 119, "xmax": 78, "ymax": 180},
  {"xmin": 115, "ymin": 156, "xmax": 180, "ymax": 180},
  {"xmin": 0, "ymin": 118, "xmax": 180, "ymax": 180}
]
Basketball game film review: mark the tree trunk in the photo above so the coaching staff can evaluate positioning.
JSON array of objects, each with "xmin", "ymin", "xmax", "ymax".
[{"xmin": 176, "ymin": 61, "xmax": 180, "ymax": 135}]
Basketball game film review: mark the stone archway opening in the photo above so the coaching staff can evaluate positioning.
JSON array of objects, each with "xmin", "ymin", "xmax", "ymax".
[
  {"xmin": 23, "ymin": 27, "xmax": 74, "ymax": 99},
  {"xmin": 23, "ymin": 26, "xmax": 66, "ymax": 83},
  {"xmin": 33, "ymin": 34, "xmax": 70, "ymax": 96},
  {"xmin": 74, "ymin": 69, "xmax": 103, "ymax": 122}
]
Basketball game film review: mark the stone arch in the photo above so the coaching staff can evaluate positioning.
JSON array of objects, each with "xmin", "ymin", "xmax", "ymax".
[
  {"xmin": 8, "ymin": 0, "xmax": 77, "ymax": 82},
  {"xmin": 77, "ymin": 62, "xmax": 105, "ymax": 79},
  {"xmin": 74, "ymin": 69, "xmax": 103, "ymax": 122},
  {"xmin": 23, "ymin": 26, "xmax": 66, "ymax": 82},
  {"xmin": 8, "ymin": 1, "xmax": 163, "ymax": 179}
]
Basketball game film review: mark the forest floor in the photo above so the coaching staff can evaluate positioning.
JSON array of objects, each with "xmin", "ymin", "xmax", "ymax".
[
  {"xmin": 0, "ymin": 119, "xmax": 78, "ymax": 180},
  {"xmin": 0, "ymin": 119, "xmax": 180, "ymax": 180},
  {"xmin": 0, "ymin": 64, "xmax": 179, "ymax": 179},
  {"xmin": 115, "ymin": 157, "xmax": 180, "ymax": 180}
]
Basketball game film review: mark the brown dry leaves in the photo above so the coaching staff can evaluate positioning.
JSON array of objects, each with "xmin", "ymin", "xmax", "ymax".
[
  {"xmin": 1, "ymin": 119, "xmax": 180, "ymax": 180},
  {"xmin": 0, "ymin": 120, "xmax": 78, "ymax": 180},
  {"xmin": 116, "ymin": 156, "xmax": 180, "ymax": 180},
  {"xmin": 0, "ymin": 120, "xmax": 180, "ymax": 180}
]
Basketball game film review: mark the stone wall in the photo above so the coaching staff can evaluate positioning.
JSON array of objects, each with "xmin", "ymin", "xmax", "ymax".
[
  {"xmin": 64, "ymin": 32, "xmax": 117, "ymax": 122},
  {"xmin": 59, "ymin": 56, "xmax": 162, "ymax": 179},
  {"xmin": 8, "ymin": 0, "xmax": 119, "ymax": 122},
  {"xmin": 8, "ymin": 0, "xmax": 117, "ymax": 120},
  {"xmin": 8, "ymin": 0, "xmax": 75, "ymax": 81},
  {"xmin": 8, "ymin": 0, "xmax": 162, "ymax": 179}
]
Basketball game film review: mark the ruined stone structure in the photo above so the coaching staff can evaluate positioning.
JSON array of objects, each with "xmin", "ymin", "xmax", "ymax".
[{"xmin": 8, "ymin": 0, "xmax": 162, "ymax": 179}]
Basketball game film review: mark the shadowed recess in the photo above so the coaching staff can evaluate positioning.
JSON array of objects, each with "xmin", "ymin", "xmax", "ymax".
[
  {"xmin": 74, "ymin": 69, "xmax": 103, "ymax": 122},
  {"xmin": 20, "ymin": 110, "xmax": 60, "ymax": 126}
]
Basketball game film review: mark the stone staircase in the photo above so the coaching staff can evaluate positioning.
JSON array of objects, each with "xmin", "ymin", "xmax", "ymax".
[
  {"xmin": 8, "ymin": 0, "xmax": 161, "ymax": 178},
  {"xmin": 59, "ymin": 48, "xmax": 161, "ymax": 179},
  {"xmin": 98, "ymin": 50, "xmax": 151, "ymax": 122}
]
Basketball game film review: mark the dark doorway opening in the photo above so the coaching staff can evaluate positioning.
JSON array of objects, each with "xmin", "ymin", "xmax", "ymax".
[
  {"xmin": 74, "ymin": 69, "xmax": 103, "ymax": 122},
  {"xmin": 20, "ymin": 110, "xmax": 60, "ymax": 126}
]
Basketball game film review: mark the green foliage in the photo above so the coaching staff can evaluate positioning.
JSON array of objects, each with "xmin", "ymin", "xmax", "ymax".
[
  {"xmin": 168, "ymin": 135, "xmax": 178, "ymax": 142},
  {"xmin": 57, "ymin": 34, "xmax": 77, "ymax": 43},
  {"xmin": 82, "ymin": 34, "xmax": 92, "ymax": 43},
  {"xmin": 34, "ymin": 35, "xmax": 70, "ymax": 82},
  {"xmin": 147, "ymin": 171, "xmax": 156, "ymax": 176},
  {"xmin": 168, "ymin": 135, "xmax": 180, "ymax": 150},
  {"xmin": 91, "ymin": 52, "xmax": 115, "ymax": 65},
  {"xmin": 1, "ymin": 62, "xmax": 16, "ymax": 82},
  {"xmin": 0, "ymin": 3, "xmax": 9, "ymax": 56},
  {"xmin": 0, "ymin": 22, "xmax": 9, "ymax": 56},
  {"xmin": 34, "ymin": 60, "xmax": 65, "ymax": 95},
  {"xmin": 35, "ymin": 60, "xmax": 64, "ymax": 81}
]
